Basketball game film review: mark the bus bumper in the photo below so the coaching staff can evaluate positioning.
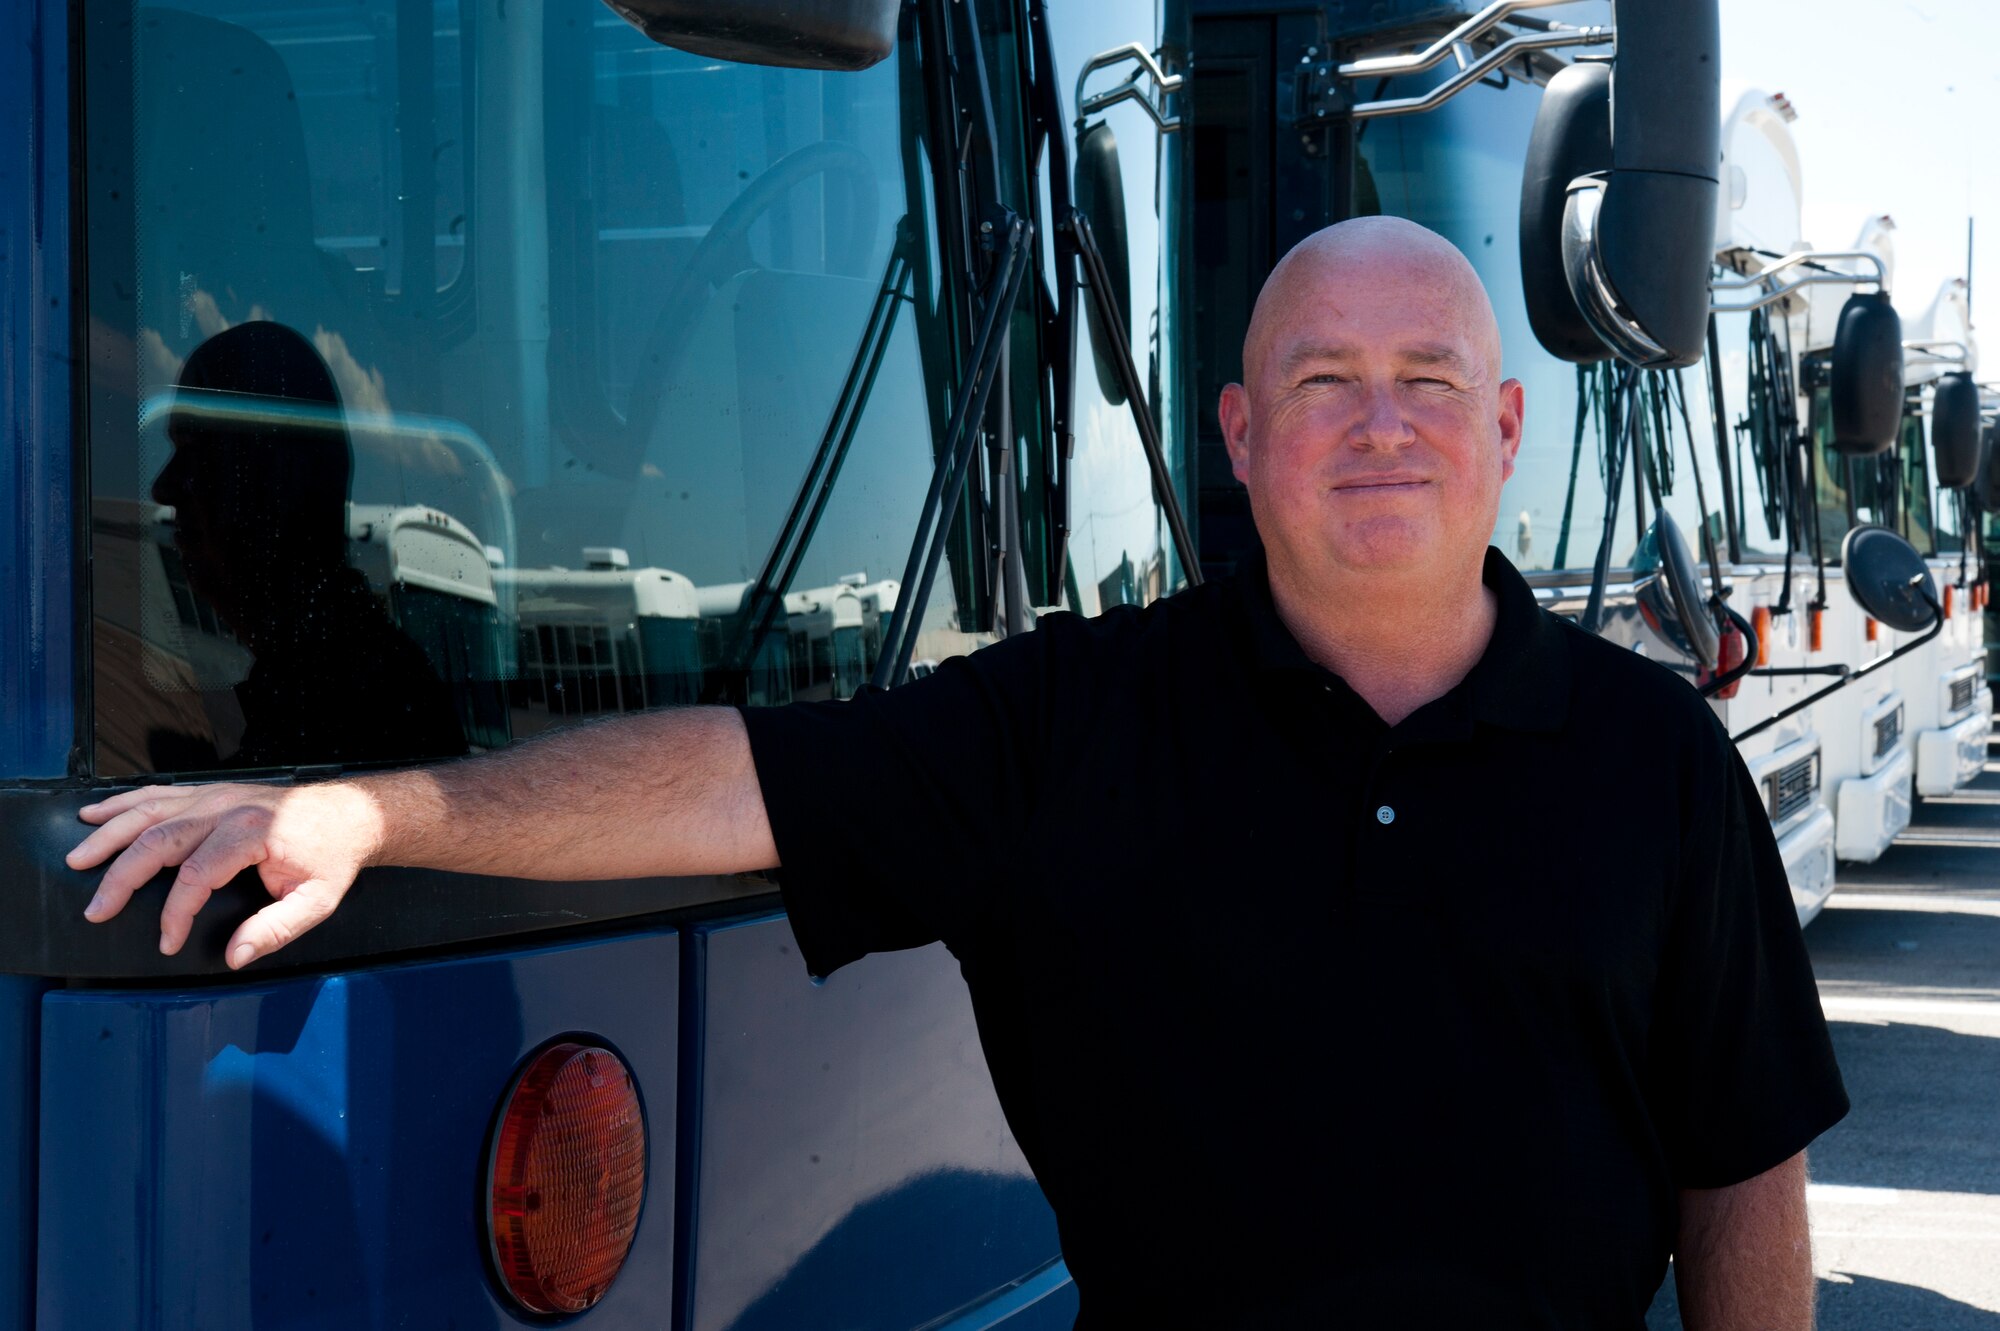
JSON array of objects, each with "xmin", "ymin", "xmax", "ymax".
[
  {"xmin": 1835, "ymin": 749, "xmax": 1914, "ymax": 864},
  {"xmin": 1915, "ymin": 704, "xmax": 1992, "ymax": 797},
  {"xmin": 1779, "ymin": 805, "xmax": 1838, "ymax": 927}
]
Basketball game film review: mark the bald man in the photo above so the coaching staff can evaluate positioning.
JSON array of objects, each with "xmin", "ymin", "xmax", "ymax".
[{"xmin": 71, "ymin": 218, "xmax": 1846, "ymax": 1327}]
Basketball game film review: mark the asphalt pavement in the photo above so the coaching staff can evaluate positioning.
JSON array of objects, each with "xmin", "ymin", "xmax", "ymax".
[{"xmin": 1647, "ymin": 751, "xmax": 2000, "ymax": 1328}]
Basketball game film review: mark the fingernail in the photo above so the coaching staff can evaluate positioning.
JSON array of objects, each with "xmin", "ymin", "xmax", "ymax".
[
  {"xmin": 84, "ymin": 895, "xmax": 104, "ymax": 921},
  {"xmin": 79, "ymin": 803, "xmax": 97, "ymax": 814},
  {"xmin": 230, "ymin": 944, "xmax": 256, "ymax": 969},
  {"xmin": 158, "ymin": 935, "xmax": 173, "ymax": 956}
]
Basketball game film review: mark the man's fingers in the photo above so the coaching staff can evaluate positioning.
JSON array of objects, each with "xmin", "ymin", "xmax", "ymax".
[
  {"xmin": 84, "ymin": 816, "xmax": 219, "ymax": 923},
  {"xmin": 156, "ymin": 830, "xmax": 269, "ymax": 956},
  {"xmin": 225, "ymin": 880, "xmax": 345, "ymax": 970},
  {"xmin": 75, "ymin": 785, "xmax": 183, "ymax": 826},
  {"xmin": 68, "ymin": 799, "xmax": 194, "ymax": 874}
]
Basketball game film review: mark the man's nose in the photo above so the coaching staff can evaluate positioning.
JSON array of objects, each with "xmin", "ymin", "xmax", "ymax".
[{"xmin": 1349, "ymin": 379, "xmax": 1416, "ymax": 450}]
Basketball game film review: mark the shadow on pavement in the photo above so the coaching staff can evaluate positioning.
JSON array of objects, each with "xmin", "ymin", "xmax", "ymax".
[
  {"xmin": 1811, "ymin": 1020, "xmax": 2000, "ymax": 1195},
  {"xmin": 1647, "ymin": 1266, "xmax": 2000, "ymax": 1329},
  {"xmin": 1807, "ymin": 907, "xmax": 2000, "ymax": 997},
  {"xmin": 1837, "ymin": 841, "xmax": 2000, "ymax": 894}
]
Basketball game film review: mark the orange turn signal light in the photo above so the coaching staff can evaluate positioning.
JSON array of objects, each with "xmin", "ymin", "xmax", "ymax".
[
  {"xmin": 1809, "ymin": 607, "xmax": 1825, "ymax": 653},
  {"xmin": 1751, "ymin": 606, "xmax": 1772, "ymax": 666},
  {"xmin": 488, "ymin": 1042, "xmax": 647, "ymax": 1315},
  {"xmin": 1865, "ymin": 617, "xmax": 1879, "ymax": 642}
]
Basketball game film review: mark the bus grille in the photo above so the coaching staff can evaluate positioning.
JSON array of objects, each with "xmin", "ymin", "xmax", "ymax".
[
  {"xmin": 1951, "ymin": 674, "xmax": 1977, "ymax": 716},
  {"xmin": 1767, "ymin": 753, "xmax": 1820, "ymax": 824},
  {"xmin": 1873, "ymin": 705, "xmax": 1904, "ymax": 760}
]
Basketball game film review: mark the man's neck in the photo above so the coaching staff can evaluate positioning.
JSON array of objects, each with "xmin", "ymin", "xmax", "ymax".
[{"xmin": 1266, "ymin": 550, "xmax": 1499, "ymax": 727}]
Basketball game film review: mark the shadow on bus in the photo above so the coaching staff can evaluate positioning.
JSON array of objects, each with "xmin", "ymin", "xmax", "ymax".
[{"xmin": 723, "ymin": 1167, "xmax": 1066, "ymax": 1331}]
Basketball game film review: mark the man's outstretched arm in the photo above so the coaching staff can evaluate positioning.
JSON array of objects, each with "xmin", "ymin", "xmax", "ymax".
[
  {"xmin": 1672, "ymin": 1151, "xmax": 1815, "ymax": 1330},
  {"xmin": 67, "ymin": 707, "xmax": 775, "ymax": 969}
]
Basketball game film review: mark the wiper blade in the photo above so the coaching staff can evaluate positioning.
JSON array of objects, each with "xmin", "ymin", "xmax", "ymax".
[
  {"xmin": 872, "ymin": 212, "xmax": 1035, "ymax": 690},
  {"xmin": 727, "ymin": 221, "xmax": 918, "ymax": 689}
]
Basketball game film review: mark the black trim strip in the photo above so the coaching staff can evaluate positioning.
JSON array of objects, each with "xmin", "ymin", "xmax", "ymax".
[{"xmin": 2, "ymin": 786, "xmax": 776, "ymax": 980}]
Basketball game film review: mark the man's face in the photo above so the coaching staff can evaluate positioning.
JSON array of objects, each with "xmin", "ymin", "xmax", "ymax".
[{"xmin": 1220, "ymin": 247, "xmax": 1524, "ymax": 582}]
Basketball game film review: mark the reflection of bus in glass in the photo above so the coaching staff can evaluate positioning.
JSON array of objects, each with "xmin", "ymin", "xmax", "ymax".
[
  {"xmin": 501, "ymin": 547, "xmax": 705, "ymax": 733},
  {"xmin": 348, "ymin": 503, "xmax": 514, "ymax": 751},
  {"xmin": 4, "ymin": 0, "xmax": 1194, "ymax": 1322},
  {"xmin": 1190, "ymin": 0, "xmax": 1982, "ymax": 926}
]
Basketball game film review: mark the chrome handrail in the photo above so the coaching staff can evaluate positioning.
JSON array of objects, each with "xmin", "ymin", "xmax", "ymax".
[
  {"xmin": 1075, "ymin": 42, "xmax": 1183, "ymax": 133},
  {"xmin": 1347, "ymin": 27, "xmax": 1611, "ymax": 120},
  {"xmin": 1338, "ymin": 0, "xmax": 1592, "ymax": 79}
]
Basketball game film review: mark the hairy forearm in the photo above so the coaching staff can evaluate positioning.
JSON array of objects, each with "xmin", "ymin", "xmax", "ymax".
[
  {"xmin": 1674, "ymin": 1152, "xmax": 1814, "ymax": 1331},
  {"xmin": 352, "ymin": 706, "xmax": 777, "ymax": 882}
]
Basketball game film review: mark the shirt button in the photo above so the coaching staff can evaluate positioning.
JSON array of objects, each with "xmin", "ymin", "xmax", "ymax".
[{"xmin": 1375, "ymin": 805, "xmax": 1395, "ymax": 825}]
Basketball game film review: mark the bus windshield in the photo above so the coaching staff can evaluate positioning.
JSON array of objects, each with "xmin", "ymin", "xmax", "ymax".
[{"xmin": 81, "ymin": 0, "xmax": 976, "ymax": 775}]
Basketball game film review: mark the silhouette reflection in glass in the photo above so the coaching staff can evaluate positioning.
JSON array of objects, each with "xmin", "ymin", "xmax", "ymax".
[{"xmin": 155, "ymin": 321, "xmax": 468, "ymax": 768}]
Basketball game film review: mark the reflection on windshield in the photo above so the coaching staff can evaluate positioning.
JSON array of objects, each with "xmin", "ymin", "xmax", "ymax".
[
  {"xmin": 154, "ymin": 323, "xmax": 470, "ymax": 768},
  {"xmin": 86, "ymin": 0, "xmax": 985, "ymax": 774}
]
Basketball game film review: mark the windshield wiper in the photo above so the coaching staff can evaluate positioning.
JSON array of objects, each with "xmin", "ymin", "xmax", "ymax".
[
  {"xmin": 871, "ymin": 212, "xmax": 1035, "ymax": 689},
  {"xmin": 725, "ymin": 221, "xmax": 918, "ymax": 689}
]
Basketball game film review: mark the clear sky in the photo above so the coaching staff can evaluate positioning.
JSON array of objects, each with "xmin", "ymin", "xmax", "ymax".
[{"xmin": 1720, "ymin": 0, "xmax": 1990, "ymax": 326}]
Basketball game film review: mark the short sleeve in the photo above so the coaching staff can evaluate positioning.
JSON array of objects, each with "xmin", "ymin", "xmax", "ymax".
[
  {"xmin": 738, "ymin": 620, "xmax": 1071, "ymax": 979},
  {"xmin": 1648, "ymin": 716, "xmax": 1850, "ymax": 1188}
]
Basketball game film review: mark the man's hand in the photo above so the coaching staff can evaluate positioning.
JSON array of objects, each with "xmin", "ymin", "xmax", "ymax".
[
  {"xmin": 69, "ymin": 781, "xmax": 386, "ymax": 969},
  {"xmin": 67, "ymin": 707, "xmax": 779, "ymax": 968}
]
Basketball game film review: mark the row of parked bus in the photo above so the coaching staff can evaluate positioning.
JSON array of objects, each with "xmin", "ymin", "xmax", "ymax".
[{"xmin": 1187, "ymin": 0, "xmax": 1992, "ymax": 928}]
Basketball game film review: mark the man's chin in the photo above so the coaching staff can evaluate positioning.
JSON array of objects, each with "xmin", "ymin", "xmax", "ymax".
[{"xmin": 1315, "ymin": 519, "xmax": 1441, "ymax": 574}]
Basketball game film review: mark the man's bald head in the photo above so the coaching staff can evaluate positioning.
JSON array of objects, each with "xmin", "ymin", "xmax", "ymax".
[
  {"xmin": 1242, "ymin": 217, "xmax": 1503, "ymax": 392},
  {"xmin": 1217, "ymin": 214, "xmax": 1525, "ymax": 598}
]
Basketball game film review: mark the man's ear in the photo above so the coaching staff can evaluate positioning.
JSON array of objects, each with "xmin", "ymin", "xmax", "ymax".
[
  {"xmin": 1219, "ymin": 383, "xmax": 1253, "ymax": 484},
  {"xmin": 1496, "ymin": 378, "xmax": 1525, "ymax": 484}
]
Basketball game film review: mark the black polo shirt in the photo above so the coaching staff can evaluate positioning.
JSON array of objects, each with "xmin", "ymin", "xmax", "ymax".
[{"xmin": 740, "ymin": 547, "xmax": 1848, "ymax": 1329}]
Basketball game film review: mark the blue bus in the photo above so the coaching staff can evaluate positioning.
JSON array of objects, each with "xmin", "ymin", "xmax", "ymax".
[{"xmin": 1, "ymin": 0, "xmax": 1196, "ymax": 1323}]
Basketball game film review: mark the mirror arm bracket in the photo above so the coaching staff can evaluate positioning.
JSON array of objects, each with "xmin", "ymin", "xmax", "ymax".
[
  {"xmin": 1729, "ymin": 585, "xmax": 1945, "ymax": 742},
  {"xmin": 1067, "ymin": 208, "xmax": 1203, "ymax": 589},
  {"xmin": 1709, "ymin": 249, "xmax": 1888, "ymax": 314},
  {"xmin": 1337, "ymin": 0, "xmax": 1594, "ymax": 80},
  {"xmin": 1698, "ymin": 603, "xmax": 1759, "ymax": 698},
  {"xmin": 1342, "ymin": 28, "xmax": 1610, "ymax": 122}
]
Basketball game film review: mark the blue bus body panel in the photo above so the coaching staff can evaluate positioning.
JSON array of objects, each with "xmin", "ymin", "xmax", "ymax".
[
  {"xmin": 0, "ymin": 0, "xmax": 76, "ymax": 779},
  {"xmin": 683, "ymin": 916, "xmax": 1071, "ymax": 1330},
  {"xmin": 0, "ymin": 976, "xmax": 50, "ymax": 1331},
  {"xmin": 36, "ymin": 931, "xmax": 678, "ymax": 1330}
]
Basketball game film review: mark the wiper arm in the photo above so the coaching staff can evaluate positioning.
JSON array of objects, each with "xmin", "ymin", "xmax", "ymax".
[
  {"xmin": 727, "ymin": 221, "xmax": 918, "ymax": 689},
  {"xmin": 872, "ymin": 212, "xmax": 1035, "ymax": 690},
  {"xmin": 1065, "ymin": 208, "xmax": 1203, "ymax": 588}
]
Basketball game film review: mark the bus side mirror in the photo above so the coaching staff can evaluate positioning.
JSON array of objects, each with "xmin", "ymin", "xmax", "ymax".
[
  {"xmin": 1558, "ymin": 0, "xmax": 1721, "ymax": 369},
  {"xmin": 1829, "ymin": 292, "xmax": 1904, "ymax": 455},
  {"xmin": 601, "ymin": 0, "xmax": 899, "ymax": 70},
  {"xmin": 1844, "ymin": 525, "xmax": 1938, "ymax": 631},
  {"xmin": 1519, "ymin": 61, "xmax": 1612, "ymax": 364},
  {"xmin": 1633, "ymin": 511, "xmax": 1721, "ymax": 670},
  {"xmin": 1075, "ymin": 122, "xmax": 1133, "ymax": 406},
  {"xmin": 1930, "ymin": 371, "xmax": 1982, "ymax": 487}
]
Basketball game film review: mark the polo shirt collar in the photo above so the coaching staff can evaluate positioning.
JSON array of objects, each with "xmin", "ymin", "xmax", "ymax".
[{"xmin": 1234, "ymin": 545, "xmax": 1571, "ymax": 733}]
